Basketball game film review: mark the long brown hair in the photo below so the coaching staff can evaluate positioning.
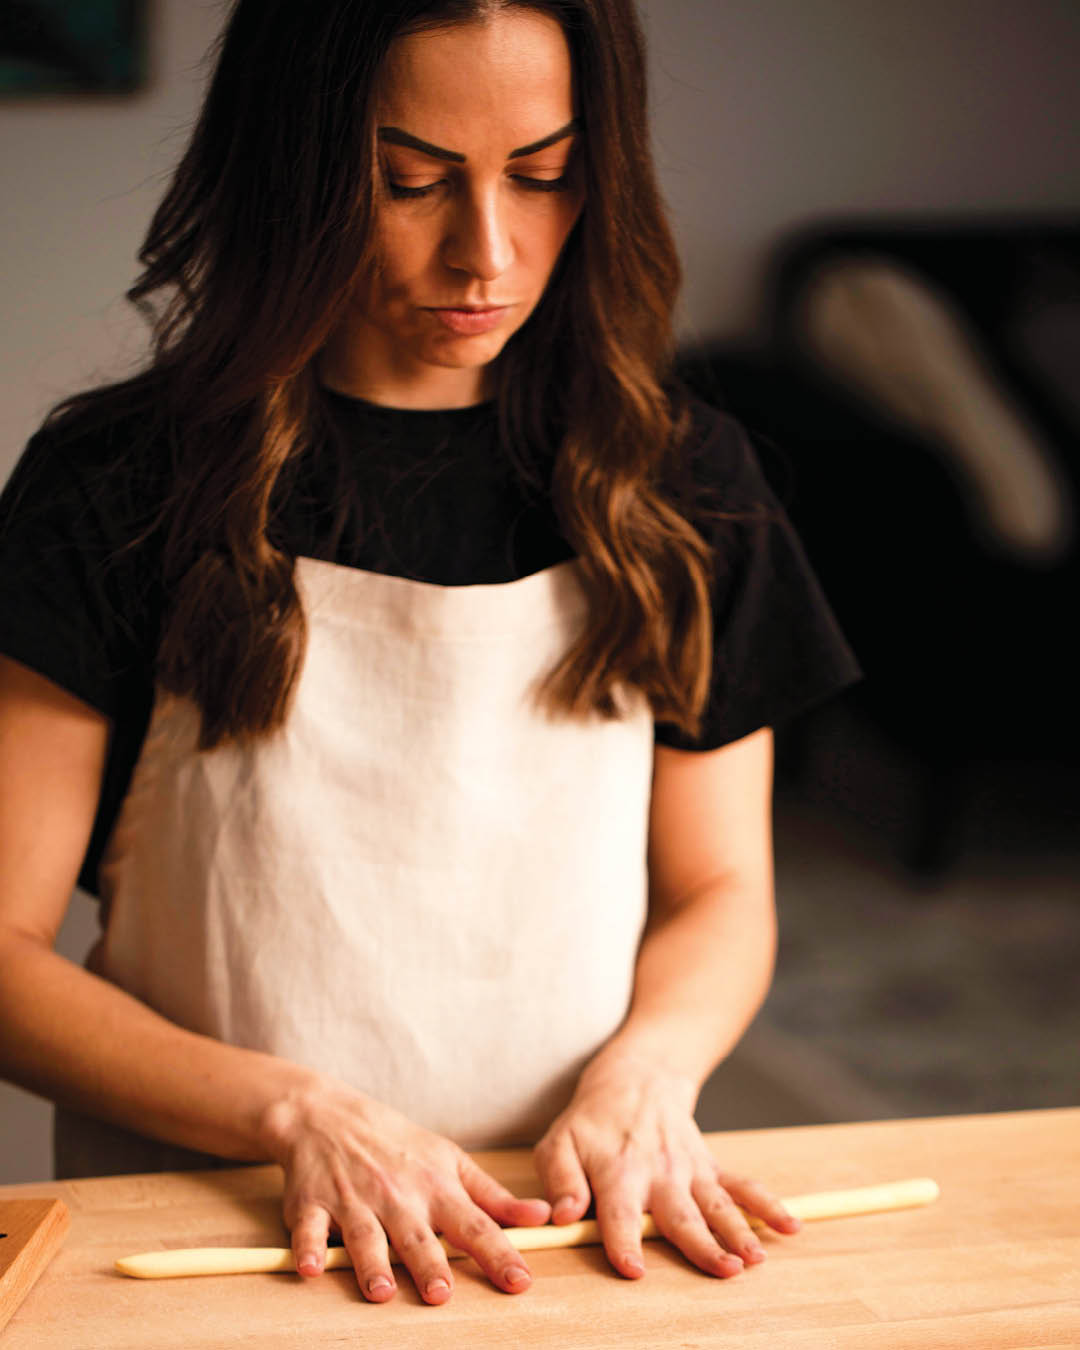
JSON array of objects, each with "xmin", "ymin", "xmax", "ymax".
[{"xmin": 46, "ymin": 0, "xmax": 716, "ymax": 748}]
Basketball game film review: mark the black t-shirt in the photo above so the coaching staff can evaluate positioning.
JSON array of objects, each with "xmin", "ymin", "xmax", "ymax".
[{"xmin": 0, "ymin": 387, "xmax": 860, "ymax": 894}]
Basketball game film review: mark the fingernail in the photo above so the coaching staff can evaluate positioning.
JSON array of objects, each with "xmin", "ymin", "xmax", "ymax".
[
  {"xmin": 426, "ymin": 1278, "xmax": 451, "ymax": 1299},
  {"xmin": 368, "ymin": 1276, "xmax": 392, "ymax": 1294},
  {"xmin": 297, "ymin": 1252, "xmax": 320, "ymax": 1274},
  {"xmin": 744, "ymin": 1242, "xmax": 766, "ymax": 1260},
  {"xmin": 504, "ymin": 1266, "xmax": 530, "ymax": 1288},
  {"xmin": 622, "ymin": 1254, "xmax": 645, "ymax": 1277},
  {"xmin": 553, "ymin": 1195, "xmax": 578, "ymax": 1219}
]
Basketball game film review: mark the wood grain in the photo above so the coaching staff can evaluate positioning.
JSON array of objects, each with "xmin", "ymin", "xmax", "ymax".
[
  {"xmin": 0, "ymin": 1109, "xmax": 1077, "ymax": 1348},
  {"xmin": 0, "ymin": 1199, "xmax": 70, "ymax": 1333}
]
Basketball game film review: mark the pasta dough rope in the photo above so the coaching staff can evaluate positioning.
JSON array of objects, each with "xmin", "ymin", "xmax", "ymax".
[{"xmin": 115, "ymin": 1176, "xmax": 940, "ymax": 1278}]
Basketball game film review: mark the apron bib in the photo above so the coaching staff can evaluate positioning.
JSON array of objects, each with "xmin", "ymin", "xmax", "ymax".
[{"xmin": 56, "ymin": 558, "xmax": 654, "ymax": 1176}]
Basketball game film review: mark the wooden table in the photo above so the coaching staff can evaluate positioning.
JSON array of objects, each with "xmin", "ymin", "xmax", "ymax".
[{"xmin": 2, "ymin": 1108, "xmax": 1077, "ymax": 1348}]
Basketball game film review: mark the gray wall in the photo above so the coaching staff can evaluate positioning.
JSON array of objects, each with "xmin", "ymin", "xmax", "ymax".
[
  {"xmin": 1, "ymin": 1, "xmax": 1079, "ymax": 1183},
  {"xmin": 644, "ymin": 0, "xmax": 1080, "ymax": 345},
  {"xmin": 0, "ymin": 1, "xmax": 225, "ymax": 478}
]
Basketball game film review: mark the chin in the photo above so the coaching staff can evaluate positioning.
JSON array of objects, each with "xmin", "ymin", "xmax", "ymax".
[{"xmin": 423, "ymin": 334, "xmax": 508, "ymax": 369}]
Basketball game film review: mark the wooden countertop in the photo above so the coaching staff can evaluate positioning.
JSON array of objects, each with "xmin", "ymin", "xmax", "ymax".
[{"xmin": 2, "ymin": 1107, "xmax": 1077, "ymax": 1347}]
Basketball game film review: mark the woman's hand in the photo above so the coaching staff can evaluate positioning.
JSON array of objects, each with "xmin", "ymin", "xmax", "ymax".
[
  {"xmin": 532, "ymin": 1049, "xmax": 801, "ymax": 1280},
  {"xmin": 259, "ymin": 1078, "xmax": 551, "ymax": 1304}
]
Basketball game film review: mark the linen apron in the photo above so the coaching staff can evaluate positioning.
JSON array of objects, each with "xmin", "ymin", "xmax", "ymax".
[{"xmin": 55, "ymin": 557, "xmax": 655, "ymax": 1177}]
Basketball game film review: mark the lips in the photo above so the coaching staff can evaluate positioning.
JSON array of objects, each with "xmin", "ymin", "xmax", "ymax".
[{"xmin": 427, "ymin": 306, "xmax": 510, "ymax": 335}]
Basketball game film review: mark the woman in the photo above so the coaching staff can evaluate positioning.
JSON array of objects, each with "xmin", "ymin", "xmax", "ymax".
[{"xmin": 0, "ymin": 0, "xmax": 858, "ymax": 1307}]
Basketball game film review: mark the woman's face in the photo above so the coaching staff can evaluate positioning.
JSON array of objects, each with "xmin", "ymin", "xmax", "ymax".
[{"xmin": 321, "ymin": 9, "xmax": 585, "ymax": 408}]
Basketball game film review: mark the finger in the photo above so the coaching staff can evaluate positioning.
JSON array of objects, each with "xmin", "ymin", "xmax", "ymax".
[
  {"xmin": 594, "ymin": 1174, "xmax": 649, "ymax": 1278},
  {"xmin": 289, "ymin": 1204, "xmax": 331, "ymax": 1279},
  {"xmin": 715, "ymin": 1170, "xmax": 803, "ymax": 1235},
  {"xmin": 693, "ymin": 1176, "xmax": 767, "ymax": 1265},
  {"xmin": 382, "ymin": 1211, "xmax": 455, "ymax": 1305},
  {"xmin": 532, "ymin": 1133, "xmax": 591, "ymax": 1224},
  {"xmin": 650, "ymin": 1180, "xmax": 744, "ymax": 1279},
  {"xmin": 458, "ymin": 1155, "xmax": 551, "ymax": 1228},
  {"xmin": 339, "ymin": 1208, "xmax": 397, "ymax": 1303},
  {"xmin": 435, "ymin": 1197, "xmax": 533, "ymax": 1296}
]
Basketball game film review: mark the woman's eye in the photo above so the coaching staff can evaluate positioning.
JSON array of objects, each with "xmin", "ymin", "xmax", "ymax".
[
  {"xmin": 385, "ymin": 173, "xmax": 572, "ymax": 200},
  {"xmin": 387, "ymin": 179, "xmax": 443, "ymax": 199},
  {"xmin": 513, "ymin": 174, "xmax": 571, "ymax": 193}
]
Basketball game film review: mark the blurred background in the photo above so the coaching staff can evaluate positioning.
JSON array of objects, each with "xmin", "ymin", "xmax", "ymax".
[{"xmin": 1, "ymin": 0, "xmax": 1078, "ymax": 1182}]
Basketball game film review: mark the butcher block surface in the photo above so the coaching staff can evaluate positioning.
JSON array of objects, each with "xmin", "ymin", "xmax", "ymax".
[{"xmin": 1, "ymin": 1108, "xmax": 1077, "ymax": 1348}]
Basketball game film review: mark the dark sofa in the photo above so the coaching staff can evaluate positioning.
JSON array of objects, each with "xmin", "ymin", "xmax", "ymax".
[{"xmin": 677, "ymin": 216, "xmax": 1080, "ymax": 872}]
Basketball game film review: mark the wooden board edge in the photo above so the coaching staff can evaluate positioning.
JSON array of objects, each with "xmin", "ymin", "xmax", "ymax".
[{"xmin": 0, "ymin": 1198, "xmax": 71, "ymax": 1334}]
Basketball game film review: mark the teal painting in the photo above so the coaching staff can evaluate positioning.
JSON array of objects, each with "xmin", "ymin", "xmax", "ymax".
[{"xmin": 0, "ymin": 1, "xmax": 148, "ymax": 95}]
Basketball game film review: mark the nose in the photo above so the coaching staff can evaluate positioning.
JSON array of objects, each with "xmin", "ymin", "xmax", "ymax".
[{"xmin": 441, "ymin": 185, "xmax": 514, "ymax": 282}]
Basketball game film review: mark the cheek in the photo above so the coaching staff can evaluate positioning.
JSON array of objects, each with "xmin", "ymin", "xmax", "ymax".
[
  {"xmin": 518, "ymin": 194, "xmax": 581, "ymax": 261},
  {"xmin": 551, "ymin": 186, "xmax": 584, "ymax": 246},
  {"xmin": 370, "ymin": 214, "xmax": 438, "ymax": 291},
  {"xmin": 537, "ymin": 197, "xmax": 583, "ymax": 269}
]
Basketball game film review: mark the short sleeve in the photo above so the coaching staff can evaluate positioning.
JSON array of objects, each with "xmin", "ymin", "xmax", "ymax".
[
  {"xmin": 0, "ymin": 425, "xmax": 158, "ymax": 717},
  {"xmin": 654, "ymin": 400, "xmax": 861, "ymax": 751},
  {"xmin": 0, "ymin": 420, "xmax": 164, "ymax": 896}
]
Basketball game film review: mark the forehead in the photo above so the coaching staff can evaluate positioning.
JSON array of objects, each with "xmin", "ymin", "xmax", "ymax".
[{"xmin": 379, "ymin": 11, "xmax": 576, "ymax": 155}]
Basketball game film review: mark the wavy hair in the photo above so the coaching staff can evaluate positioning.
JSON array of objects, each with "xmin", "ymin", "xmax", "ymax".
[{"xmin": 47, "ymin": 0, "xmax": 716, "ymax": 747}]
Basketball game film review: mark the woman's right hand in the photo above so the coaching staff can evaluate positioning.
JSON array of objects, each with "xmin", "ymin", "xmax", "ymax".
[{"xmin": 259, "ymin": 1078, "xmax": 551, "ymax": 1304}]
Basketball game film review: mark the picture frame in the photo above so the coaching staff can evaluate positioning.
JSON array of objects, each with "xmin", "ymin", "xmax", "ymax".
[{"xmin": 0, "ymin": 0, "xmax": 148, "ymax": 96}]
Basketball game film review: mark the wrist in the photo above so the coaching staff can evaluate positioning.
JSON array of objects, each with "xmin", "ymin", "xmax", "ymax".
[
  {"xmin": 252, "ymin": 1065, "xmax": 334, "ymax": 1164},
  {"xmin": 603, "ymin": 1019, "xmax": 713, "ymax": 1082},
  {"xmin": 580, "ymin": 1038, "xmax": 700, "ymax": 1113}
]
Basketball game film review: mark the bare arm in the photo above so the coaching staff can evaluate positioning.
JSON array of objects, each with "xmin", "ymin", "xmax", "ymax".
[
  {"xmin": 0, "ymin": 654, "xmax": 316, "ymax": 1159},
  {"xmin": 533, "ymin": 728, "xmax": 801, "ymax": 1278},
  {"xmin": 601, "ymin": 725, "xmax": 778, "ymax": 1084}
]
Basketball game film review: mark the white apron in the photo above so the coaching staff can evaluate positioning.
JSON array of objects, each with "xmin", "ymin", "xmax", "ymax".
[{"xmin": 55, "ymin": 558, "xmax": 655, "ymax": 1176}]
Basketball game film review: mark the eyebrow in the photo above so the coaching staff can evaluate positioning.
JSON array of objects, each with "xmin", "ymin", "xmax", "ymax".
[{"xmin": 377, "ymin": 118, "xmax": 580, "ymax": 164}]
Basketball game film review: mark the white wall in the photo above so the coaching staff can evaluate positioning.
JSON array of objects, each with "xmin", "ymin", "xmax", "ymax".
[{"xmin": 1, "ymin": 1, "xmax": 1079, "ymax": 1183}]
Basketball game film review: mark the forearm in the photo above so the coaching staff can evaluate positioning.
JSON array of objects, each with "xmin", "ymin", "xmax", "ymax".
[
  {"xmin": 0, "ymin": 932, "xmax": 319, "ymax": 1161},
  {"xmin": 598, "ymin": 882, "xmax": 778, "ymax": 1092}
]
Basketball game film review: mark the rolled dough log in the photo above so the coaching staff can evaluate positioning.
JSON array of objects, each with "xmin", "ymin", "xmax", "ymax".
[{"xmin": 115, "ymin": 1177, "xmax": 940, "ymax": 1278}]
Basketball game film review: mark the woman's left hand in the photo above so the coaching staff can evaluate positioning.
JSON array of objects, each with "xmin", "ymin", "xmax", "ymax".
[{"xmin": 532, "ymin": 1048, "xmax": 801, "ymax": 1280}]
